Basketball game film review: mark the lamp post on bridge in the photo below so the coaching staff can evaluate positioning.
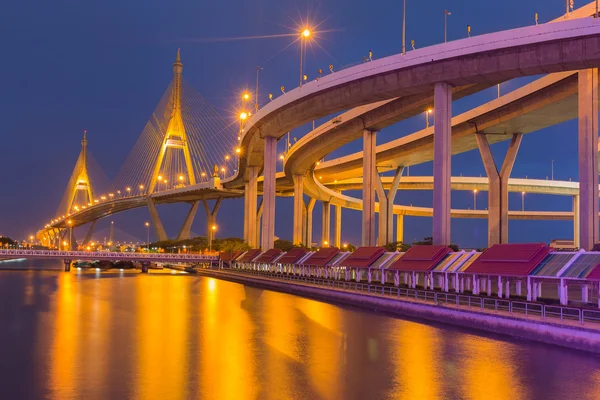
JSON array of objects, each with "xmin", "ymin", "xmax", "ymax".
[
  {"xmin": 444, "ymin": 10, "xmax": 451, "ymax": 43},
  {"xmin": 255, "ymin": 66, "xmax": 263, "ymax": 112},
  {"xmin": 551, "ymin": 159, "xmax": 555, "ymax": 180},
  {"xmin": 209, "ymin": 225, "xmax": 217, "ymax": 252},
  {"xmin": 300, "ymin": 29, "xmax": 311, "ymax": 87},
  {"xmin": 67, "ymin": 220, "xmax": 73, "ymax": 251},
  {"xmin": 145, "ymin": 222, "xmax": 150, "ymax": 252},
  {"xmin": 521, "ymin": 191, "xmax": 525, "ymax": 212},
  {"xmin": 473, "ymin": 189, "xmax": 478, "ymax": 210},
  {"xmin": 402, "ymin": 0, "xmax": 406, "ymax": 55}
]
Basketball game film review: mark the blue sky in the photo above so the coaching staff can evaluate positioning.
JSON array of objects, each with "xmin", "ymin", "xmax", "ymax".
[{"xmin": 0, "ymin": 0, "xmax": 585, "ymax": 248}]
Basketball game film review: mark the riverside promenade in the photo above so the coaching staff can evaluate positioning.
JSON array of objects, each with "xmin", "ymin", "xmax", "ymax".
[{"xmin": 197, "ymin": 268, "xmax": 600, "ymax": 353}]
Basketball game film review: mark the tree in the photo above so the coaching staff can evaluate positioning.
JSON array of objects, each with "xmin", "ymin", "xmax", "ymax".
[
  {"xmin": 384, "ymin": 241, "xmax": 411, "ymax": 252},
  {"xmin": 412, "ymin": 236, "xmax": 459, "ymax": 251},
  {"xmin": 274, "ymin": 239, "xmax": 295, "ymax": 251},
  {"xmin": 212, "ymin": 237, "xmax": 250, "ymax": 252}
]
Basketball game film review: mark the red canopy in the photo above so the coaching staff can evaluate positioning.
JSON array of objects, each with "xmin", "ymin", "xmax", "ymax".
[
  {"xmin": 466, "ymin": 243, "xmax": 550, "ymax": 277},
  {"xmin": 237, "ymin": 249, "xmax": 262, "ymax": 263},
  {"xmin": 277, "ymin": 248, "xmax": 309, "ymax": 265},
  {"xmin": 253, "ymin": 248, "xmax": 283, "ymax": 263},
  {"xmin": 219, "ymin": 251, "xmax": 243, "ymax": 262},
  {"xmin": 342, "ymin": 247, "xmax": 386, "ymax": 268},
  {"xmin": 302, "ymin": 248, "xmax": 340, "ymax": 266},
  {"xmin": 388, "ymin": 245, "xmax": 451, "ymax": 272}
]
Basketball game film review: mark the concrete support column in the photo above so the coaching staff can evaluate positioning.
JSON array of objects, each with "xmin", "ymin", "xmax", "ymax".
[
  {"xmin": 256, "ymin": 198, "xmax": 264, "ymax": 249},
  {"xmin": 333, "ymin": 204, "xmax": 342, "ymax": 248},
  {"xmin": 375, "ymin": 166, "xmax": 404, "ymax": 246},
  {"xmin": 362, "ymin": 129, "xmax": 377, "ymax": 246},
  {"xmin": 262, "ymin": 136, "xmax": 277, "ymax": 250},
  {"xmin": 293, "ymin": 174, "xmax": 304, "ymax": 245},
  {"xmin": 476, "ymin": 133, "xmax": 522, "ymax": 246},
  {"xmin": 582, "ymin": 285, "xmax": 589, "ymax": 303},
  {"xmin": 245, "ymin": 166, "xmax": 259, "ymax": 248},
  {"xmin": 396, "ymin": 214, "xmax": 404, "ymax": 243},
  {"xmin": 578, "ymin": 68, "xmax": 599, "ymax": 250},
  {"xmin": 177, "ymin": 201, "xmax": 200, "ymax": 240},
  {"xmin": 83, "ymin": 220, "xmax": 97, "ymax": 245},
  {"xmin": 203, "ymin": 198, "xmax": 222, "ymax": 248},
  {"xmin": 304, "ymin": 198, "xmax": 316, "ymax": 247},
  {"xmin": 573, "ymin": 195, "xmax": 580, "ymax": 249},
  {"xmin": 147, "ymin": 197, "xmax": 168, "ymax": 242},
  {"xmin": 322, "ymin": 201, "xmax": 331, "ymax": 247},
  {"xmin": 433, "ymin": 82, "xmax": 452, "ymax": 245}
]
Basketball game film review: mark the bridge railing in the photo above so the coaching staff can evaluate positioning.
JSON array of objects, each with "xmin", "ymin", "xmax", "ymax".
[{"xmin": 0, "ymin": 249, "xmax": 218, "ymax": 261}]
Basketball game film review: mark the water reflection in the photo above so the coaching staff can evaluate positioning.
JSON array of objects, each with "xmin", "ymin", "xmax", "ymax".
[{"xmin": 0, "ymin": 270, "xmax": 599, "ymax": 399}]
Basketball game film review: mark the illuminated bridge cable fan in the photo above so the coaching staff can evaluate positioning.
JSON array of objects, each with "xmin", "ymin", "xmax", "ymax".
[
  {"xmin": 113, "ymin": 51, "xmax": 238, "ymax": 195},
  {"xmin": 55, "ymin": 132, "xmax": 115, "ymax": 218}
]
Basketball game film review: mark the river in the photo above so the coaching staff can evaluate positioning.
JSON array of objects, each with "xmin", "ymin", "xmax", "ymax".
[{"xmin": 0, "ymin": 264, "xmax": 599, "ymax": 399}]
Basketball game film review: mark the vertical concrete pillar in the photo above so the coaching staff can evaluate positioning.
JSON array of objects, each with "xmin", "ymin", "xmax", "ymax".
[
  {"xmin": 147, "ymin": 197, "xmax": 168, "ymax": 242},
  {"xmin": 433, "ymin": 82, "xmax": 452, "ymax": 245},
  {"xmin": 83, "ymin": 220, "xmax": 97, "ymax": 245},
  {"xmin": 293, "ymin": 174, "xmax": 304, "ymax": 245},
  {"xmin": 304, "ymin": 198, "xmax": 316, "ymax": 247},
  {"xmin": 245, "ymin": 166, "xmax": 259, "ymax": 247},
  {"xmin": 396, "ymin": 214, "xmax": 404, "ymax": 244},
  {"xmin": 362, "ymin": 129, "xmax": 377, "ymax": 246},
  {"xmin": 374, "ymin": 174, "xmax": 387, "ymax": 246},
  {"xmin": 203, "ymin": 198, "xmax": 222, "ymax": 247},
  {"xmin": 573, "ymin": 195, "xmax": 580, "ymax": 248},
  {"xmin": 582, "ymin": 285, "xmax": 589, "ymax": 303},
  {"xmin": 578, "ymin": 68, "xmax": 599, "ymax": 250},
  {"xmin": 256, "ymin": 198, "xmax": 263, "ymax": 247},
  {"xmin": 475, "ymin": 133, "xmax": 522, "ymax": 246},
  {"xmin": 177, "ymin": 201, "xmax": 200, "ymax": 240},
  {"xmin": 262, "ymin": 136, "xmax": 277, "ymax": 250},
  {"xmin": 322, "ymin": 201, "xmax": 331, "ymax": 247},
  {"xmin": 333, "ymin": 204, "xmax": 342, "ymax": 248},
  {"xmin": 386, "ymin": 167, "xmax": 404, "ymax": 244}
]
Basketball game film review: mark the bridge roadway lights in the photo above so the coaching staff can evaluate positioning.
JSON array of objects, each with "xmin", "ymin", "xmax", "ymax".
[
  {"xmin": 578, "ymin": 68, "xmax": 599, "ymax": 250},
  {"xmin": 475, "ymin": 132, "xmax": 522, "ymax": 246},
  {"xmin": 433, "ymin": 82, "xmax": 452, "ymax": 246},
  {"xmin": 63, "ymin": 260, "xmax": 71, "ymax": 272}
]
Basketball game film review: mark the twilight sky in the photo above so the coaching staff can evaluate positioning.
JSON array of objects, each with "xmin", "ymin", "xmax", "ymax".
[{"xmin": 0, "ymin": 0, "xmax": 585, "ymax": 248}]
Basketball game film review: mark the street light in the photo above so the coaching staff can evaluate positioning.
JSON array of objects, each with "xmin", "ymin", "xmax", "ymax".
[
  {"xmin": 444, "ymin": 10, "xmax": 451, "ymax": 43},
  {"xmin": 300, "ymin": 28, "xmax": 311, "ymax": 86},
  {"xmin": 255, "ymin": 66, "xmax": 263, "ymax": 112},
  {"xmin": 67, "ymin": 219, "xmax": 73, "ymax": 251},
  {"xmin": 473, "ymin": 189, "xmax": 478, "ymax": 210},
  {"xmin": 209, "ymin": 225, "xmax": 217, "ymax": 252},
  {"xmin": 521, "ymin": 191, "xmax": 525, "ymax": 212},
  {"xmin": 551, "ymin": 159, "xmax": 555, "ymax": 180},
  {"xmin": 402, "ymin": 0, "xmax": 407, "ymax": 55},
  {"xmin": 425, "ymin": 108, "xmax": 432, "ymax": 128},
  {"xmin": 145, "ymin": 222, "xmax": 150, "ymax": 252}
]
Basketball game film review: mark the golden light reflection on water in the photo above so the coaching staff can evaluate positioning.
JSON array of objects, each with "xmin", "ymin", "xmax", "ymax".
[
  {"xmin": 135, "ymin": 275, "xmax": 189, "ymax": 400},
  {"xmin": 199, "ymin": 277, "xmax": 256, "ymax": 400},
  {"xmin": 457, "ymin": 335, "xmax": 524, "ymax": 400},
  {"xmin": 27, "ymin": 271, "xmax": 600, "ymax": 399},
  {"xmin": 50, "ymin": 273, "xmax": 78, "ymax": 397},
  {"xmin": 391, "ymin": 321, "xmax": 441, "ymax": 400}
]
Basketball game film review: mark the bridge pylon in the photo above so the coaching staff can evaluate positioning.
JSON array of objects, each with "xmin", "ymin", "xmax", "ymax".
[
  {"xmin": 148, "ymin": 49, "xmax": 196, "ymax": 194},
  {"xmin": 65, "ymin": 130, "xmax": 94, "ymax": 215}
]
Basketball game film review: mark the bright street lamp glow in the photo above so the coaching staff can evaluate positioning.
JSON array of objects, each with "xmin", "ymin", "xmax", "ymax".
[
  {"xmin": 235, "ymin": 148, "xmax": 241, "ymax": 154},
  {"xmin": 178, "ymin": 175, "xmax": 184, "ymax": 181},
  {"xmin": 240, "ymin": 112, "xmax": 248, "ymax": 120},
  {"xmin": 242, "ymin": 92, "xmax": 250, "ymax": 101},
  {"xmin": 302, "ymin": 29, "xmax": 311, "ymax": 38}
]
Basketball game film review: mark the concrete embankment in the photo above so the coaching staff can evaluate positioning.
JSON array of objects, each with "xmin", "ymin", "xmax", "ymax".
[{"xmin": 196, "ymin": 269, "xmax": 600, "ymax": 354}]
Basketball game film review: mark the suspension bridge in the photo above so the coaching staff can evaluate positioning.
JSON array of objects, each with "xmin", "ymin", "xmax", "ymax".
[{"xmin": 34, "ymin": 4, "xmax": 600, "ymax": 253}]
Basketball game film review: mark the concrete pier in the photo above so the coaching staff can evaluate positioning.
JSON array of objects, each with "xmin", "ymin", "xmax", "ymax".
[
  {"xmin": 577, "ymin": 68, "xmax": 599, "ymax": 250},
  {"xmin": 433, "ymin": 82, "xmax": 452, "ymax": 245}
]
